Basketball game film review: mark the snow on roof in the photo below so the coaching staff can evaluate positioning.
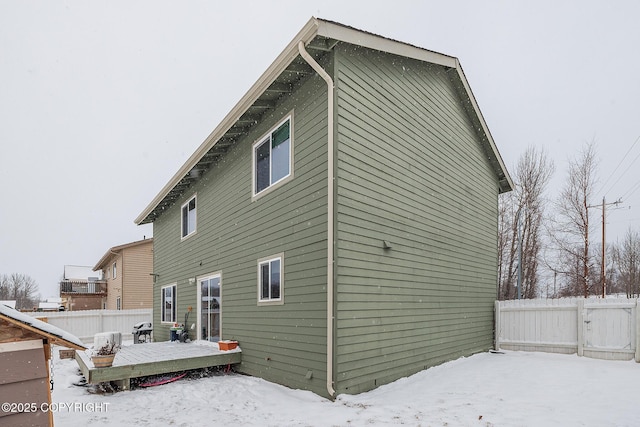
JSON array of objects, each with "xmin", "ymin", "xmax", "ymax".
[
  {"xmin": 64, "ymin": 265, "xmax": 99, "ymax": 281},
  {"xmin": 39, "ymin": 302, "xmax": 62, "ymax": 310},
  {"xmin": 0, "ymin": 304, "xmax": 86, "ymax": 349},
  {"xmin": 0, "ymin": 300, "xmax": 16, "ymax": 309}
]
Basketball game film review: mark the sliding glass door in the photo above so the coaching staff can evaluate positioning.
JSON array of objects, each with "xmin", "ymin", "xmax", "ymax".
[{"xmin": 198, "ymin": 274, "xmax": 221, "ymax": 342}]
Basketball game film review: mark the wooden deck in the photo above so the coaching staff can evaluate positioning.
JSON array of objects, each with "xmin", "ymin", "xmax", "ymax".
[{"xmin": 75, "ymin": 341, "xmax": 242, "ymax": 390}]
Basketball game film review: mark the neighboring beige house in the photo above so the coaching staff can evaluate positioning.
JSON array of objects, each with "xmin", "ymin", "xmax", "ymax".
[{"xmin": 93, "ymin": 238, "xmax": 153, "ymax": 310}]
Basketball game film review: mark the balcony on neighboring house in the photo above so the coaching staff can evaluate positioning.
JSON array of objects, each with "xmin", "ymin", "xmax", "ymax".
[
  {"xmin": 59, "ymin": 279, "xmax": 107, "ymax": 311},
  {"xmin": 59, "ymin": 279, "xmax": 107, "ymax": 295}
]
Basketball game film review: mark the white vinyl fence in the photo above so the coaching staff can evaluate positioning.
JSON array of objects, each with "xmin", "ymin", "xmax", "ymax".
[
  {"xmin": 495, "ymin": 298, "xmax": 640, "ymax": 362},
  {"xmin": 25, "ymin": 309, "xmax": 152, "ymax": 343}
]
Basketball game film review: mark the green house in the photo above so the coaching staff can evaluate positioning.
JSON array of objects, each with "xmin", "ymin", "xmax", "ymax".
[{"xmin": 135, "ymin": 17, "xmax": 513, "ymax": 398}]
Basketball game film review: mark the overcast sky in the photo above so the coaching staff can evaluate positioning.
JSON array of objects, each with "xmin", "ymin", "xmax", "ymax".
[{"xmin": 1, "ymin": 1, "xmax": 639, "ymax": 298}]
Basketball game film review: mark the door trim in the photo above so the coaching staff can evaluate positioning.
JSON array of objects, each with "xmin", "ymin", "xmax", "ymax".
[{"xmin": 196, "ymin": 271, "xmax": 222, "ymax": 341}]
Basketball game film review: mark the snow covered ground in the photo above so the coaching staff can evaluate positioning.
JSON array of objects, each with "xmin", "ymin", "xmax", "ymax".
[{"xmin": 51, "ymin": 346, "xmax": 640, "ymax": 426}]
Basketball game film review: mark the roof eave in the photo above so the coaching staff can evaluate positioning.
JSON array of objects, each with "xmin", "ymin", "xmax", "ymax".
[
  {"xmin": 93, "ymin": 252, "xmax": 114, "ymax": 272},
  {"xmin": 135, "ymin": 17, "xmax": 513, "ymax": 224},
  {"xmin": 449, "ymin": 60, "xmax": 514, "ymax": 193},
  {"xmin": 315, "ymin": 19, "xmax": 457, "ymax": 69},
  {"xmin": 93, "ymin": 238, "xmax": 153, "ymax": 271},
  {"xmin": 134, "ymin": 18, "xmax": 321, "ymax": 225}
]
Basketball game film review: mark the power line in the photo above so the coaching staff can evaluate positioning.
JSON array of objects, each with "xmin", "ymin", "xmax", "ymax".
[
  {"xmin": 586, "ymin": 197, "xmax": 623, "ymax": 297},
  {"xmin": 620, "ymin": 178, "xmax": 640, "ymax": 201},
  {"xmin": 604, "ymin": 148, "xmax": 640, "ymax": 199},
  {"xmin": 599, "ymin": 135, "xmax": 640, "ymax": 196}
]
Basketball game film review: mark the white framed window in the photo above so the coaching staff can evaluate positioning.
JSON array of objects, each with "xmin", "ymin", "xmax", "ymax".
[
  {"xmin": 252, "ymin": 115, "xmax": 293, "ymax": 197},
  {"xmin": 116, "ymin": 296, "xmax": 121, "ymax": 311},
  {"xmin": 161, "ymin": 284, "xmax": 177, "ymax": 323},
  {"xmin": 181, "ymin": 195, "xmax": 197, "ymax": 239},
  {"xmin": 257, "ymin": 254, "xmax": 284, "ymax": 306},
  {"xmin": 112, "ymin": 262, "xmax": 117, "ymax": 279}
]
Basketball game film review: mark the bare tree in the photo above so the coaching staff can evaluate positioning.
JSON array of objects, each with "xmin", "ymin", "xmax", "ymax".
[
  {"xmin": 0, "ymin": 273, "xmax": 41, "ymax": 309},
  {"xmin": 551, "ymin": 142, "xmax": 598, "ymax": 297},
  {"xmin": 590, "ymin": 242, "xmax": 620, "ymax": 296},
  {"xmin": 498, "ymin": 193, "xmax": 517, "ymax": 299},
  {"xmin": 611, "ymin": 229, "xmax": 640, "ymax": 297},
  {"xmin": 498, "ymin": 146, "xmax": 554, "ymax": 299}
]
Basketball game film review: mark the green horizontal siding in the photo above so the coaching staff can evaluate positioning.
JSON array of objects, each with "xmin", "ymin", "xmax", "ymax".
[
  {"xmin": 152, "ymin": 69, "xmax": 330, "ymax": 396},
  {"xmin": 151, "ymin": 42, "xmax": 502, "ymax": 398},
  {"xmin": 334, "ymin": 44, "xmax": 499, "ymax": 394}
]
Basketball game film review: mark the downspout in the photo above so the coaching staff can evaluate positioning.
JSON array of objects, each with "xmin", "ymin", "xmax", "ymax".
[
  {"xmin": 297, "ymin": 41, "xmax": 336, "ymax": 398},
  {"xmin": 110, "ymin": 249, "xmax": 120, "ymax": 308}
]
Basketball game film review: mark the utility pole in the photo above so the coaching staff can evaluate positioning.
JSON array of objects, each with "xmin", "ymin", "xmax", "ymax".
[
  {"xmin": 589, "ymin": 197, "xmax": 623, "ymax": 298},
  {"xmin": 601, "ymin": 197, "xmax": 606, "ymax": 298},
  {"xmin": 517, "ymin": 209, "xmax": 522, "ymax": 300}
]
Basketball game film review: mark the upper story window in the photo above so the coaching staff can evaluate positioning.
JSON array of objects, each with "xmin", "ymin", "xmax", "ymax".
[
  {"xmin": 112, "ymin": 262, "xmax": 117, "ymax": 279},
  {"xmin": 253, "ymin": 116, "xmax": 292, "ymax": 197},
  {"xmin": 181, "ymin": 195, "xmax": 197, "ymax": 239}
]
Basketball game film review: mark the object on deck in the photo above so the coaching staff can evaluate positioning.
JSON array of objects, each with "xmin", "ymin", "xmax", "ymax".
[
  {"xmin": 94, "ymin": 331, "xmax": 122, "ymax": 349},
  {"xmin": 171, "ymin": 309, "xmax": 191, "ymax": 342},
  {"xmin": 132, "ymin": 322, "xmax": 153, "ymax": 343},
  {"xmin": 169, "ymin": 326, "xmax": 182, "ymax": 341},
  {"xmin": 178, "ymin": 309, "xmax": 192, "ymax": 342},
  {"xmin": 218, "ymin": 340, "xmax": 238, "ymax": 351}
]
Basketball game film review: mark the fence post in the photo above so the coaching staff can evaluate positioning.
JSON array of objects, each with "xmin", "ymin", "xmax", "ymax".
[
  {"xmin": 636, "ymin": 299, "xmax": 640, "ymax": 363},
  {"xmin": 576, "ymin": 298, "xmax": 584, "ymax": 357},
  {"xmin": 494, "ymin": 300, "xmax": 501, "ymax": 350}
]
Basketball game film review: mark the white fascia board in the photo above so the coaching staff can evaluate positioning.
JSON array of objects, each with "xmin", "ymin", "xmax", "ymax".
[
  {"xmin": 316, "ymin": 19, "xmax": 458, "ymax": 69},
  {"xmin": 135, "ymin": 18, "xmax": 321, "ymax": 225},
  {"xmin": 452, "ymin": 59, "xmax": 514, "ymax": 192}
]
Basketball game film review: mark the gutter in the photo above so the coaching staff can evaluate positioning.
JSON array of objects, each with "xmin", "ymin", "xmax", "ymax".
[{"xmin": 297, "ymin": 40, "xmax": 336, "ymax": 398}]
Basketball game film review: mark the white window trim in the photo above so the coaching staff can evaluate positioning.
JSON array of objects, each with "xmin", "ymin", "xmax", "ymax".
[
  {"xmin": 251, "ymin": 113, "xmax": 294, "ymax": 200},
  {"xmin": 161, "ymin": 283, "xmax": 177, "ymax": 324},
  {"xmin": 181, "ymin": 194, "xmax": 197, "ymax": 240},
  {"xmin": 112, "ymin": 262, "xmax": 117, "ymax": 279},
  {"xmin": 196, "ymin": 271, "xmax": 222, "ymax": 341},
  {"xmin": 257, "ymin": 253, "xmax": 284, "ymax": 306}
]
